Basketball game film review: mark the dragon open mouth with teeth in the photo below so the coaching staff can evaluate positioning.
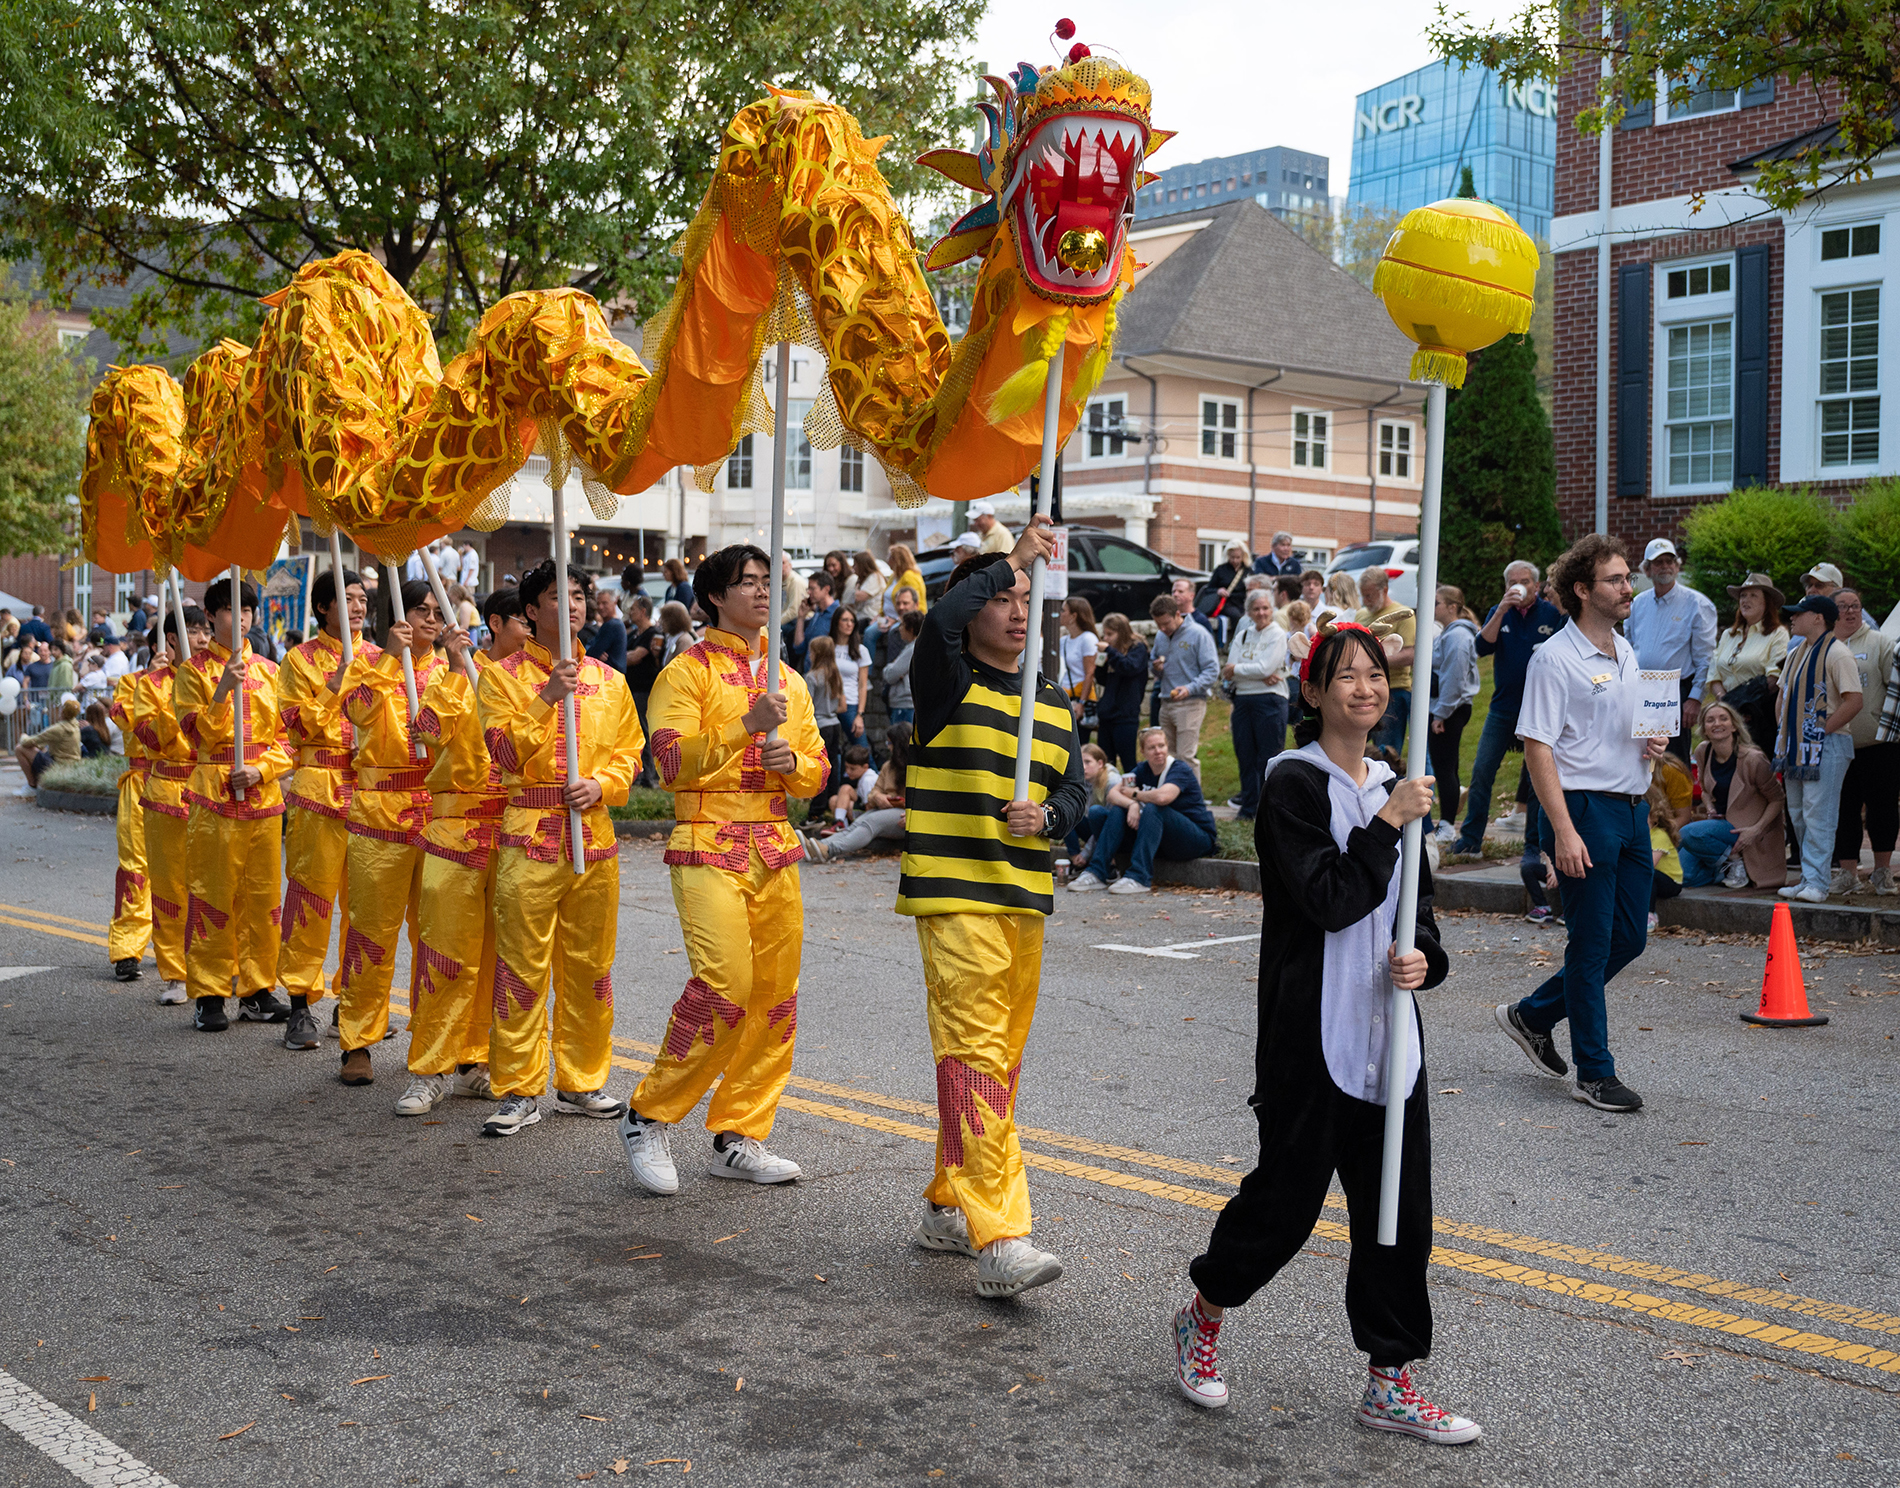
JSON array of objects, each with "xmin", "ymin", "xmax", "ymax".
[{"xmin": 921, "ymin": 53, "xmax": 1172, "ymax": 305}]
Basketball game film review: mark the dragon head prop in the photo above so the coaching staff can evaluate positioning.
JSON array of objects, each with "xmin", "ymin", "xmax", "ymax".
[{"xmin": 920, "ymin": 36, "xmax": 1172, "ymax": 304}]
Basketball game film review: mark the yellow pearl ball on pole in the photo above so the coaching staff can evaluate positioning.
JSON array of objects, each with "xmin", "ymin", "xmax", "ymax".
[{"xmin": 1372, "ymin": 197, "xmax": 1539, "ymax": 389}]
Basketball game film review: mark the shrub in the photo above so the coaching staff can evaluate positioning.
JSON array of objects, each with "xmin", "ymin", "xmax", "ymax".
[
  {"xmin": 1835, "ymin": 476, "xmax": 1900, "ymax": 619},
  {"xmin": 38, "ymin": 754, "xmax": 128, "ymax": 796},
  {"xmin": 1682, "ymin": 486, "xmax": 1836, "ymax": 602}
]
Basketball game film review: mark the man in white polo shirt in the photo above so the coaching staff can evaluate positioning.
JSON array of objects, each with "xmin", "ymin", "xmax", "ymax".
[{"xmin": 1495, "ymin": 535, "xmax": 1668, "ymax": 1115}]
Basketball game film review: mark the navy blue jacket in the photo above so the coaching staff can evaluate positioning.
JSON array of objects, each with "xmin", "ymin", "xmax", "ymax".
[{"xmin": 1476, "ymin": 598, "xmax": 1564, "ymax": 713}]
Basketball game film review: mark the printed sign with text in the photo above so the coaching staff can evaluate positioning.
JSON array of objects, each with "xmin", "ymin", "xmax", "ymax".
[{"xmin": 1633, "ymin": 668, "xmax": 1682, "ymax": 738}]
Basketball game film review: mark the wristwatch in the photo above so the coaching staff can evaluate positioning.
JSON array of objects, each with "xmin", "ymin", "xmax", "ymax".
[{"xmin": 1041, "ymin": 804, "xmax": 1057, "ymax": 838}]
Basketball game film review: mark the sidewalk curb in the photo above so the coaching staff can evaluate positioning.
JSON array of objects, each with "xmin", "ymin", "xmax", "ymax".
[{"xmin": 32, "ymin": 788, "xmax": 115, "ymax": 816}]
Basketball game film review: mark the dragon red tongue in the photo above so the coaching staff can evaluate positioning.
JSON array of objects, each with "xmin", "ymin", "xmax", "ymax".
[{"xmin": 1030, "ymin": 126, "xmax": 1126, "ymax": 268}]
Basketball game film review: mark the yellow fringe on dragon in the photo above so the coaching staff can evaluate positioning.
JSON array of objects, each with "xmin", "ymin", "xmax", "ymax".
[{"xmin": 79, "ymin": 48, "xmax": 1170, "ymax": 570}]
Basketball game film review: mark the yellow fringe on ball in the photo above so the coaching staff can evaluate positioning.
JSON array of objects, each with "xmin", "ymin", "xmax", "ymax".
[
  {"xmin": 1400, "ymin": 204, "xmax": 1542, "ymax": 266},
  {"xmin": 1408, "ymin": 346, "xmax": 1470, "ymax": 388},
  {"xmin": 986, "ymin": 311, "xmax": 1071, "ymax": 424},
  {"xmin": 1371, "ymin": 258, "xmax": 1534, "ymax": 336}
]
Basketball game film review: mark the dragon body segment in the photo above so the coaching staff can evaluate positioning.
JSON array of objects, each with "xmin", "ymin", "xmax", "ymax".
[{"xmin": 80, "ymin": 51, "xmax": 1166, "ymax": 570}]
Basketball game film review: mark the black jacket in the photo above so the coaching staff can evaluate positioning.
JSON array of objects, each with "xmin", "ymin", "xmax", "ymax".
[{"xmin": 1095, "ymin": 640, "xmax": 1151, "ymax": 724}]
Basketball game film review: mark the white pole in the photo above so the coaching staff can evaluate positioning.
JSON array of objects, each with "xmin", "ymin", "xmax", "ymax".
[
  {"xmin": 550, "ymin": 479, "xmax": 586, "ymax": 875},
  {"xmin": 1377, "ymin": 380, "xmax": 1446, "ymax": 1248},
  {"xmin": 766, "ymin": 342, "xmax": 791, "ymax": 739},
  {"xmin": 1011, "ymin": 342, "xmax": 1065, "ymax": 807},
  {"xmin": 418, "ymin": 545, "xmax": 479, "ymax": 684},
  {"xmin": 169, "ymin": 569, "xmax": 191, "ymax": 661},
  {"xmin": 227, "ymin": 563, "xmax": 246, "ymax": 804},
  {"xmin": 384, "ymin": 562, "xmax": 421, "ymax": 735},
  {"xmin": 327, "ymin": 528, "xmax": 354, "ymax": 669}
]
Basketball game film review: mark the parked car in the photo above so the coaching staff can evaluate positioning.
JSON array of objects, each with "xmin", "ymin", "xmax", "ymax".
[
  {"xmin": 1325, "ymin": 539, "xmax": 1419, "ymax": 609},
  {"xmin": 916, "ymin": 530, "xmax": 1207, "ymax": 620}
]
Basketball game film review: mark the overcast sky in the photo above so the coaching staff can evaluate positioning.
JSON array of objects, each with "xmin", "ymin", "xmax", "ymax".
[{"xmin": 971, "ymin": 1, "xmax": 1521, "ymax": 194}]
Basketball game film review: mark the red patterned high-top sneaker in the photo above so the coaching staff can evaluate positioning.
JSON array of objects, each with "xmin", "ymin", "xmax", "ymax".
[
  {"xmin": 1172, "ymin": 1295, "xmax": 1228, "ymax": 1409},
  {"xmin": 1357, "ymin": 1364, "xmax": 1482, "ymax": 1444}
]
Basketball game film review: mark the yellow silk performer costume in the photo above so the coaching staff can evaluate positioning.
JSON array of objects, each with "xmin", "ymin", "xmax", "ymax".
[
  {"xmin": 106, "ymin": 672, "xmax": 153, "ymax": 965},
  {"xmin": 173, "ymin": 638, "xmax": 292, "ymax": 1000},
  {"xmin": 130, "ymin": 655, "xmax": 193, "ymax": 985},
  {"xmin": 276, "ymin": 630, "xmax": 381, "ymax": 1006},
  {"xmin": 409, "ymin": 653, "xmax": 500, "ymax": 1077},
  {"xmin": 477, "ymin": 641, "xmax": 642, "ymax": 1099},
  {"xmin": 335, "ymin": 648, "xmax": 444, "ymax": 1052},
  {"xmin": 630, "ymin": 630, "xmax": 828, "ymax": 1137}
]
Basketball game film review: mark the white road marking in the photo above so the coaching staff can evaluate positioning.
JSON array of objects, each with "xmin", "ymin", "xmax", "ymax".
[
  {"xmin": 1091, "ymin": 934, "xmax": 1257, "ymax": 959},
  {"xmin": 0, "ymin": 1366, "xmax": 181, "ymax": 1487},
  {"xmin": 0, "ymin": 967, "xmax": 52, "ymax": 983}
]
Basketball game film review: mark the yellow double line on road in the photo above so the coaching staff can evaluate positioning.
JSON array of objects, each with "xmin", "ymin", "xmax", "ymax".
[{"xmin": 9, "ymin": 899, "xmax": 1897, "ymax": 1378}]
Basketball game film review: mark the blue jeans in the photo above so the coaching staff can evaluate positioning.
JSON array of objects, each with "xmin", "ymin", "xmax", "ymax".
[
  {"xmin": 1456, "ymin": 704, "xmax": 1519, "ymax": 851},
  {"xmin": 1067, "ymin": 802, "xmax": 1114, "ymax": 858},
  {"xmin": 1515, "ymin": 791, "xmax": 1650, "ymax": 1082},
  {"xmin": 1677, "ymin": 818, "xmax": 1739, "ymax": 887},
  {"xmin": 1230, "ymin": 692, "xmax": 1288, "ymax": 817},
  {"xmin": 1785, "ymin": 732, "xmax": 1854, "ymax": 892},
  {"xmin": 888, "ymin": 707, "xmax": 914, "ymax": 727},
  {"xmin": 1373, "ymin": 687, "xmax": 1410, "ymax": 756},
  {"xmin": 1087, "ymin": 803, "xmax": 1217, "ymax": 887}
]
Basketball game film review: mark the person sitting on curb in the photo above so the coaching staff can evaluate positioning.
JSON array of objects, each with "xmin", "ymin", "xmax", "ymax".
[
  {"xmin": 1068, "ymin": 726, "xmax": 1217, "ymax": 896},
  {"xmin": 801, "ymin": 725, "xmax": 911, "ymax": 864},
  {"xmin": 14, "ymin": 696, "xmax": 83, "ymax": 790}
]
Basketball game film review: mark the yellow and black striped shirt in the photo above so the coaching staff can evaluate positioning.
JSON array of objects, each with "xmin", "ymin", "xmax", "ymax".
[{"xmin": 896, "ymin": 557, "xmax": 1086, "ymax": 917}]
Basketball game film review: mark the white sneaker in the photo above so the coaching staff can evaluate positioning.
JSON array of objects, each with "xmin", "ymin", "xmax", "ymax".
[
  {"xmin": 1173, "ymin": 1298, "xmax": 1228, "ymax": 1408},
  {"xmin": 453, "ymin": 1063, "xmax": 493, "ymax": 1100},
  {"xmin": 975, "ymin": 1237, "xmax": 1063, "ymax": 1298},
  {"xmin": 708, "ymin": 1135, "xmax": 801, "ymax": 1184},
  {"xmin": 1432, "ymin": 821, "xmax": 1456, "ymax": 844},
  {"xmin": 1495, "ymin": 811, "xmax": 1525, "ymax": 832},
  {"xmin": 1873, "ymin": 866, "xmax": 1897, "ymax": 896},
  {"xmin": 1108, "ymin": 877, "xmax": 1150, "ymax": 895},
  {"xmin": 1828, "ymin": 867, "xmax": 1859, "ymax": 896},
  {"xmin": 618, "ymin": 1111, "xmax": 679, "ymax": 1195},
  {"xmin": 1793, "ymin": 884, "xmax": 1828, "ymax": 904},
  {"xmin": 155, "ymin": 980, "xmax": 187, "ymax": 1006},
  {"xmin": 914, "ymin": 1203, "xmax": 977, "ymax": 1257},
  {"xmin": 1646, "ymin": 912, "xmax": 1659, "ymax": 933},
  {"xmin": 1777, "ymin": 883, "xmax": 1803, "ymax": 899},
  {"xmin": 1425, "ymin": 836, "xmax": 1442, "ymax": 874},
  {"xmin": 556, "ymin": 1087, "xmax": 626, "ymax": 1119},
  {"xmin": 1721, "ymin": 858, "xmax": 1750, "ymax": 890},
  {"xmin": 395, "ymin": 1072, "xmax": 453, "ymax": 1117},
  {"xmin": 1358, "ymin": 1365, "xmax": 1482, "ymax": 1445},
  {"xmin": 481, "ymin": 1094, "xmax": 540, "ymax": 1138},
  {"xmin": 1067, "ymin": 872, "xmax": 1107, "ymax": 893}
]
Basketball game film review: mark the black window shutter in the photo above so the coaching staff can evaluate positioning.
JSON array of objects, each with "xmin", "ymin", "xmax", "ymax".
[
  {"xmin": 1733, "ymin": 243, "xmax": 1771, "ymax": 486},
  {"xmin": 1616, "ymin": 262, "xmax": 1651, "ymax": 497},
  {"xmin": 1740, "ymin": 75, "xmax": 1776, "ymax": 108}
]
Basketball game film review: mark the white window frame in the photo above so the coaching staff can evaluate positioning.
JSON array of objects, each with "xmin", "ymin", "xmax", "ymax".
[
  {"xmin": 1817, "ymin": 282, "xmax": 1881, "ymax": 474},
  {"xmin": 726, "ymin": 433, "xmax": 753, "ymax": 489},
  {"xmin": 1377, "ymin": 420, "xmax": 1415, "ymax": 481},
  {"xmin": 1656, "ymin": 68, "xmax": 1739, "ymax": 124},
  {"xmin": 114, "ymin": 572, "xmax": 136, "ymax": 611},
  {"xmin": 1199, "ymin": 396, "xmax": 1240, "ymax": 461},
  {"xmin": 1290, "ymin": 407, "xmax": 1330, "ymax": 471},
  {"xmin": 73, "ymin": 560, "xmax": 92, "ymax": 617},
  {"xmin": 1781, "ymin": 210, "xmax": 1890, "ymax": 480},
  {"xmin": 784, "ymin": 400, "xmax": 813, "ymax": 490},
  {"xmin": 1653, "ymin": 255, "xmax": 1737, "ymax": 497},
  {"xmin": 1196, "ymin": 529, "xmax": 1248, "ymax": 575},
  {"xmin": 838, "ymin": 444, "xmax": 865, "ymax": 493},
  {"xmin": 1083, "ymin": 394, "xmax": 1131, "ymax": 461}
]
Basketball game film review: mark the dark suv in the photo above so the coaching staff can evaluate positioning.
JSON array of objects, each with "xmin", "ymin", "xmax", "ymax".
[{"xmin": 917, "ymin": 530, "xmax": 1206, "ymax": 620}]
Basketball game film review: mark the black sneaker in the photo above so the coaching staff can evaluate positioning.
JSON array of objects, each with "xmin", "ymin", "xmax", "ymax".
[
  {"xmin": 282, "ymin": 1007, "xmax": 320, "ymax": 1050},
  {"xmin": 1572, "ymin": 1076, "xmax": 1643, "ymax": 1113},
  {"xmin": 113, "ymin": 958, "xmax": 142, "ymax": 982},
  {"xmin": 1494, "ymin": 1002, "xmax": 1567, "ymax": 1078},
  {"xmin": 193, "ymin": 997, "xmax": 230, "ymax": 1032},
  {"xmin": 238, "ymin": 989, "xmax": 292, "ymax": 1023}
]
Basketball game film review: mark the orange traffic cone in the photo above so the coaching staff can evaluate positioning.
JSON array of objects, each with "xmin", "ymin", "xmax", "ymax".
[{"xmin": 1741, "ymin": 902, "xmax": 1828, "ymax": 1027}]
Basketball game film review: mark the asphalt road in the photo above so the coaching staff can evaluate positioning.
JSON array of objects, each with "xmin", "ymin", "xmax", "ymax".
[{"xmin": 0, "ymin": 797, "xmax": 1896, "ymax": 1487}]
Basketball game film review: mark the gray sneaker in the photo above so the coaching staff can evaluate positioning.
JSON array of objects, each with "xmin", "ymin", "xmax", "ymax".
[
  {"xmin": 482, "ymin": 1094, "xmax": 540, "ymax": 1138},
  {"xmin": 1720, "ymin": 857, "xmax": 1750, "ymax": 890},
  {"xmin": 975, "ymin": 1238, "xmax": 1063, "ymax": 1298},
  {"xmin": 1828, "ymin": 867, "xmax": 1860, "ymax": 897},
  {"xmin": 282, "ymin": 1007, "xmax": 321, "ymax": 1050},
  {"xmin": 155, "ymin": 981, "xmax": 188, "ymax": 1006},
  {"xmin": 556, "ymin": 1088, "xmax": 626, "ymax": 1119},
  {"xmin": 238, "ymin": 989, "xmax": 291, "ymax": 1023},
  {"xmin": 914, "ymin": 1202, "xmax": 977, "ymax": 1257},
  {"xmin": 1496, "ymin": 1002, "xmax": 1568, "ymax": 1078},
  {"xmin": 1873, "ymin": 866, "xmax": 1897, "ymax": 896}
]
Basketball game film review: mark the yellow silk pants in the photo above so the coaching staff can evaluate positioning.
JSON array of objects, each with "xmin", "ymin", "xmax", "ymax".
[
  {"xmin": 917, "ymin": 912, "xmax": 1045, "ymax": 1252},
  {"xmin": 489, "ymin": 847, "xmax": 619, "ymax": 1099},
  {"xmin": 184, "ymin": 811, "xmax": 282, "ymax": 1001},
  {"xmin": 408, "ymin": 850, "xmax": 497, "ymax": 1075},
  {"xmin": 336, "ymin": 834, "xmax": 423, "ymax": 1053},
  {"xmin": 279, "ymin": 806, "xmax": 350, "ymax": 1003},
  {"xmin": 143, "ymin": 808, "xmax": 188, "ymax": 984},
  {"xmin": 632, "ymin": 853, "xmax": 802, "ymax": 1139},
  {"xmin": 108, "ymin": 769, "xmax": 151, "ymax": 963}
]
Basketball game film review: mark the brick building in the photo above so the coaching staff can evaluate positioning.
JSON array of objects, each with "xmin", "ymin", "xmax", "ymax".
[{"xmin": 1550, "ymin": 24, "xmax": 1894, "ymax": 550}]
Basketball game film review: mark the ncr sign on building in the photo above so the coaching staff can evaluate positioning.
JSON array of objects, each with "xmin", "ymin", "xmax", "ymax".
[{"xmin": 1349, "ymin": 59, "xmax": 1557, "ymax": 240}]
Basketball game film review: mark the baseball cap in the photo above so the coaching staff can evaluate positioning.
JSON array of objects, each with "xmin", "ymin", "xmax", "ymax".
[
  {"xmin": 951, "ymin": 531, "xmax": 981, "ymax": 551},
  {"xmin": 1642, "ymin": 538, "xmax": 1679, "ymax": 564},
  {"xmin": 1803, "ymin": 562, "xmax": 1844, "ymax": 587},
  {"xmin": 1782, "ymin": 593, "xmax": 1839, "ymax": 627},
  {"xmin": 966, "ymin": 500, "xmax": 996, "ymax": 518}
]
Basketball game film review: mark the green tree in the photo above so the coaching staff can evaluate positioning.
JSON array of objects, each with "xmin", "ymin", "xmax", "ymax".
[
  {"xmin": 1438, "ymin": 332, "xmax": 1562, "ymax": 616},
  {"xmin": 0, "ymin": 0, "xmax": 983, "ymax": 356},
  {"xmin": 1681, "ymin": 485, "xmax": 1836, "ymax": 601},
  {"xmin": 0, "ymin": 274, "xmax": 88, "ymax": 557},
  {"xmin": 1337, "ymin": 203, "xmax": 1407, "ymax": 288},
  {"xmin": 1429, "ymin": 1, "xmax": 1898, "ymax": 214},
  {"xmin": 1835, "ymin": 476, "xmax": 1900, "ymax": 618}
]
